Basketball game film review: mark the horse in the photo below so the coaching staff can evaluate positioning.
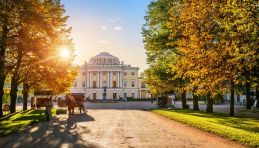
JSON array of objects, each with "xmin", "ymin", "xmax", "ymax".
[{"xmin": 65, "ymin": 94, "xmax": 77, "ymax": 115}]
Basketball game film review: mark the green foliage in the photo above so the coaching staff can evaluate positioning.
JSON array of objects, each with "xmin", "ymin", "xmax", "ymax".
[
  {"xmin": 142, "ymin": 0, "xmax": 187, "ymax": 95},
  {"xmin": 0, "ymin": 109, "xmax": 56, "ymax": 137},
  {"xmin": 153, "ymin": 109, "xmax": 259, "ymax": 147},
  {"xmin": 56, "ymin": 109, "xmax": 67, "ymax": 115}
]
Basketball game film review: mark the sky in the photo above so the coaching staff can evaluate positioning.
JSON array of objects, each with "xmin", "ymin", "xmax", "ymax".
[{"xmin": 61, "ymin": 0, "xmax": 151, "ymax": 72}]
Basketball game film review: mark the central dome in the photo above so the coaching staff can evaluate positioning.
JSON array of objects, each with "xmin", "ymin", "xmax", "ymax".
[{"xmin": 89, "ymin": 52, "xmax": 120, "ymax": 65}]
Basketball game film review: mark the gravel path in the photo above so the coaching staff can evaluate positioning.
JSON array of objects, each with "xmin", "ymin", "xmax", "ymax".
[{"xmin": 0, "ymin": 109, "xmax": 245, "ymax": 148}]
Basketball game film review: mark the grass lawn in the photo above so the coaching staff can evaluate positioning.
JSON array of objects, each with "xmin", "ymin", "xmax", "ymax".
[
  {"xmin": 0, "ymin": 109, "xmax": 56, "ymax": 137},
  {"xmin": 153, "ymin": 109, "xmax": 259, "ymax": 147}
]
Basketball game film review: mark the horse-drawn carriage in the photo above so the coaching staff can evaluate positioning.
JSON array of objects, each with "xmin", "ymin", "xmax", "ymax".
[
  {"xmin": 58, "ymin": 94, "xmax": 86, "ymax": 114},
  {"xmin": 32, "ymin": 90, "xmax": 53, "ymax": 121}
]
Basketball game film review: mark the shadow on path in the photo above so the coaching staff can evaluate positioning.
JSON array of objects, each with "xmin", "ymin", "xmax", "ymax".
[{"xmin": 0, "ymin": 113, "xmax": 98, "ymax": 148}]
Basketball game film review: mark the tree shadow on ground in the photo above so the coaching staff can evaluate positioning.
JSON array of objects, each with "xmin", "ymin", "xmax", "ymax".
[{"xmin": 0, "ymin": 114, "xmax": 99, "ymax": 148}]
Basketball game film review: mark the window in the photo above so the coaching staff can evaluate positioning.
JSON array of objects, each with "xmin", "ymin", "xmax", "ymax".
[
  {"xmin": 123, "ymin": 80, "xmax": 127, "ymax": 88},
  {"xmin": 82, "ymin": 81, "xmax": 86, "ymax": 88},
  {"xmin": 112, "ymin": 81, "xmax": 117, "ymax": 88},
  {"xmin": 132, "ymin": 92, "xmax": 135, "ymax": 98},
  {"xmin": 93, "ymin": 72, "xmax": 96, "ymax": 76},
  {"xmin": 131, "ymin": 80, "xmax": 135, "ymax": 88},
  {"xmin": 108, "ymin": 59, "xmax": 112, "ymax": 64},
  {"xmin": 103, "ymin": 81, "xmax": 107, "ymax": 87},
  {"xmin": 131, "ymin": 72, "xmax": 135, "ymax": 76},
  {"xmin": 113, "ymin": 93, "xmax": 117, "ymax": 99},
  {"xmin": 74, "ymin": 81, "xmax": 77, "ymax": 88},
  {"xmin": 93, "ymin": 81, "xmax": 97, "ymax": 88},
  {"xmin": 92, "ymin": 93, "xmax": 97, "ymax": 100},
  {"xmin": 103, "ymin": 72, "xmax": 107, "ymax": 75},
  {"xmin": 82, "ymin": 72, "xmax": 86, "ymax": 75},
  {"xmin": 124, "ymin": 93, "xmax": 127, "ymax": 98},
  {"xmin": 141, "ymin": 82, "xmax": 145, "ymax": 88},
  {"xmin": 123, "ymin": 72, "xmax": 127, "ymax": 75},
  {"xmin": 113, "ymin": 72, "xmax": 117, "ymax": 75}
]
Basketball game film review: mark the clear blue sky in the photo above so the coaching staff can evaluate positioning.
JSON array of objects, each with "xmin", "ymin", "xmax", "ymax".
[{"xmin": 61, "ymin": 0, "xmax": 151, "ymax": 72}]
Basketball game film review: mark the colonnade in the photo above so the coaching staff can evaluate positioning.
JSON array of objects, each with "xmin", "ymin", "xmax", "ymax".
[{"xmin": 87, "ymin": 71, "xmax": 122, "ymax": 88}]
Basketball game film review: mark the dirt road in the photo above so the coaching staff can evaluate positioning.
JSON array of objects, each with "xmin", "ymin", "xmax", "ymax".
[{"xmin": 0, "ymin": 109, "xmax": 245, "ymax": 148}]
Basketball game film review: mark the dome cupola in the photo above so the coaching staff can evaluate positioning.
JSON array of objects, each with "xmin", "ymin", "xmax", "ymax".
[{"xmin": 89, "ymin": 52, "xmax": 120, "ymax": 65}]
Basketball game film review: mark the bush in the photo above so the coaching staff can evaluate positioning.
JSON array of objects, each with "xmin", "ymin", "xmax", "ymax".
[{"xmin": 56, "ymin": 109, "xmax": 67, "ymax": 115}]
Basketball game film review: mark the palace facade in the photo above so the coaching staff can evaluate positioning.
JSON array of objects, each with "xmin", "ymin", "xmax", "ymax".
[{"xmin": 70, "ymin": 52, "xmax": 150, "ymax": 100}]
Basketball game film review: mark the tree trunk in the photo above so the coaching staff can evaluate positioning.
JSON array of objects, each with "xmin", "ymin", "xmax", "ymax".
[
  {"xmin": 0, "ymin": 75, "xmax": 7, "ymax": 117},
  {"xmin": 206, "ymin": 94, "xmax": 213, "ymax": 113},
  {"xmin": 256, "ymin": 79, "xmax": 259, "ymax": 108},
  {"xmin": 245, "ymin": 81, "xmax": 251, "ymax": 109},
  {"xmin": 10, "ymin": 78, "xmax": 19, "ymax": 113},
  {"xmin": 192, "ymin": 87, "xmax": 199, "ymax": 110},
  {"xmin": 10, "ymin": 46, "xmax": 23, "ymax": 113},
  {"xmin": 229, "ymin": 82, "xmax": 235, "ymax": 117},
  {"xmin": 181, "ymin": 90, "xmax": 187, "ymax": 109},
  {"xmin": 193, "ymin": 94, "xmax": 199, "ymax": 110},
  {"xmin": 22, "ymin": 83, "xmax": 30, "ymax": 111},
  {"xmin": 0, "ymin": 13, "xmax": 9, "ymax": 117}
]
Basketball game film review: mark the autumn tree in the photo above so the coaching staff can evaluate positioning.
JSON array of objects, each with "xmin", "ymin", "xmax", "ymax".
[
  {"xmin": 0, "ymin": 0, "xmax": 20, "ymax": 116},
  {"xmin": 8, "ymin": 0, "xmax": 76, "ymax": 113},
  {"xmin": 142, "ymin": 0, "xmax": 191, "ymax": 108}
]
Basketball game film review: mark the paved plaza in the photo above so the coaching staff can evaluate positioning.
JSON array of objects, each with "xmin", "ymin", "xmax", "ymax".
[{"xmin": 0, "ymin": 102, "xmax": 247, "ymax": 148}]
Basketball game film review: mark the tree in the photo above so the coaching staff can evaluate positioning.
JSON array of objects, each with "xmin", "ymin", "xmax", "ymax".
[
  {"xmin": 9, "ymin": 0, "xmax": 76, "ymax": 113},
  {"xmin": 217, "ymin": 0, "xmax": 258, "ymax": 110},
  {"xmin": 0, "ymin": 0, "xmax": 20, "ymax": 117},
  {"xmin": 142, "ymin": 0, "xmax": 190, "ymax": 108}
]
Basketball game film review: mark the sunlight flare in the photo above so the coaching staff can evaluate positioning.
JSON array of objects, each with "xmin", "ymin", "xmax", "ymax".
[{"xmin": 60, "ymin": 48, "xmax": 71, "ymax": 58}]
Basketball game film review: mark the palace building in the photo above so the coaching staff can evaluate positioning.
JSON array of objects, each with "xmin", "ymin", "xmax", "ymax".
[{"xmin": 70, "ymin": 52, "xmax": 150, "ymax": 100}]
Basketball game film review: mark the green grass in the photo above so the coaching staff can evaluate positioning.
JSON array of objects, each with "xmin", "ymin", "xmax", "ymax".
[
  {"xmin": 0, "ymin": 109, "xmax": 56, "ymax": 137},
  {"xmin": 56, "ymin": 108, "xmax": 67, "ymax": 115},
  {"xmin": 153, "ymin": 109, "xmax": 259, "ymax": 147}
]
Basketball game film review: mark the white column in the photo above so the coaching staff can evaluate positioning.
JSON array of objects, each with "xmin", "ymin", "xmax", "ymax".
[
  {"xmin": 88, "ymin": 71, "xmax": 91, "ymax": 88},
  {"xmin": 120, "ymin": 71, "xmax": 123, "ymax": 88},
  {"xmin": 100, "ymin": 71, "xmax": 103, "ymax": 88},
  {"xmin": 117, "ymin": 71, "xmax": 120, "ymax": 88},
  {"xmin": 90, "ymin": 71, "xmax": 92, "ymax": 88},
  {"xmin": 108, "ymin": 71, "xmax": 111, "ymax": 88},
  {"xmin": 106, "ymin": 72, "xmax": 108, "ymax": 88},
  {"xmin": 98, "ymin": 71, "xmax": 100, "ymax": 88}
]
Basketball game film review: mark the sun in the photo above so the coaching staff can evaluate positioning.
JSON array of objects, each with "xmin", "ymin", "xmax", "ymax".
[{"xmin": 60, "ymin": 48, "xmax": 71, "ymax": 58}]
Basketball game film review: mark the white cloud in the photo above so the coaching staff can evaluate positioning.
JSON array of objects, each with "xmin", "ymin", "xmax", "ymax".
[
  {"xmin": 101, "ymin": 25, "xmax": 107, "ymax": 30},
  {"xmin": 96, "ymin": 40, "xmax": 109, "ymax": 44},
  {"xmin": 114, "ymin": 26, "xmax": 123, "ymax": 31},
  {"xmin": 109, "ymin": 19, "xmax": 114, "ymax": 23}
]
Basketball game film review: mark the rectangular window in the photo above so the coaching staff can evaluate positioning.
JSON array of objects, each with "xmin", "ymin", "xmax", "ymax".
[
  {"xmin": 103, "ymin": 81, "xmax": 107, "ymax": 87},
  {"xmin": 131, "ymin": 72, "xmax": 135, "ymax": 76},
  {"xmin": 74, "ymin": 81, "xmax": 77, "ymax": 88},
  {"xmin": 112, "ymin": 81, "xmax": 117, "ymax": 88},
  {"xmin": 131, "ymin": 80, "xmax": 135, "ymax": 88},
  {"xmin": 124, "ymin": 93, "xmax": 127, "ymax": 98},
  {"xmin": 113, "ymin": 72, "xmax": 117, "ymax": 75},
  {"xmin": 132, "ymin": 92, "xmax": 135, "ymax": 98},
  {"xmin": 113, "ymin": 93, "xmax": 117, "ymax": 99},
  {"xmin": 123, "ymin": 80, "xmax": 127, "ymax": 88},
  {"xmin": 93, "ymin": 72, "xmax": 96, "ymax": 76},
  {"xmin": 141, "ymin": 82, "xmax": 145, "ymax": 88},
  {"xmin": 103, "ymin": 72, "xmax": 107, "ymax": 75},
  {"xmin": 82, "ymin": 81, "xmax": 86, "ymax": 88},
  {"xmin": 123, "ymin": 72, "xmax": 127, "ymax": 75},
  {"xmin": 82, "ymin": 72, "xmax": 86, "ymax": 75},
  {"xmin": 92, "ymin": 93, "xmax": 97, "ymax": 100},
  {"xmin": 93, "ymin": 81, "xmax": 97, "ymax": 88}
]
